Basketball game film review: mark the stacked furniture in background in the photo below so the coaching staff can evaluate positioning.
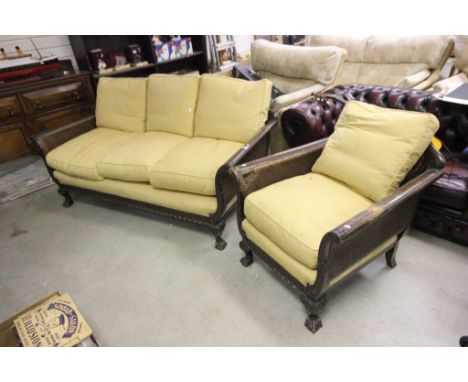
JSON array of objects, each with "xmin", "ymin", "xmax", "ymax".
[
  {"xmin": 232, "ymin": 101, "xmax": 444, "ymax": 333},
  {"xmin": 433, "ymin": 35, "xmax": 468, "ymax": 92},
  {"xmin": 0, "ymin": 71, "xmax": 95, "ymax": 164},
  {"xmin": 32, "ymin": 74, "xmax": 272, "ymax": 249},
  {"xmin": 282, "ymin": 84, "xmax": 468, "ymax": 246},
  {"xmin": 306, "ymin": 35, "xmax": 453, "ymax": 89},
  {"xmin": 234, "ymin": 39, "xmax": 347, "ymax": 153}
]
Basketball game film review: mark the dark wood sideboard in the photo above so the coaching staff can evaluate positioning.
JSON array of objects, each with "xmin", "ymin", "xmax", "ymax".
[{"xmin": 0, "ymin": 71, "xmax": 95, "ymax": 164}]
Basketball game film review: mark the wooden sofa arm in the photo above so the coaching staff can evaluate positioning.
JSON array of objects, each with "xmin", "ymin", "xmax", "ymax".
[
  {"xmin": 31, "ymin": 116, "xmax": 96, "ymax": 157},
  {"xmin": 214, "ymin": 119, "xmax": 276, "ymax": 210},
  {"xmin": 317, "ymin": 153, "xmax": 444, "ymax": 292},
  {"xmin": 231, "ymin": 138, "xmax": 327, "ymax": 198}
]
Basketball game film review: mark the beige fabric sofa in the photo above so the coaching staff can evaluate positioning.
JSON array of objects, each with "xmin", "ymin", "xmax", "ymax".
[
  {"xmin": 433, "ymin": 35, "xmax": 468, "ymax": 92},
  {"xmin": 249, "ymin": 39, "xmax": 347, "ymax": 153},
  {"xmin": 33, "ymin": 74, "xmax": 272, "ymax": 249},
  {"xmin": 306, "ymin": 35, "xmax": 454, "ymax": 89}
]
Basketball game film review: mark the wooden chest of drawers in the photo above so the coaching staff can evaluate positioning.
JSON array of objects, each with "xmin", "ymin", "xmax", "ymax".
[{"xmin": 0, "ymin": 71, "xmax": 95, "ymax": 164}]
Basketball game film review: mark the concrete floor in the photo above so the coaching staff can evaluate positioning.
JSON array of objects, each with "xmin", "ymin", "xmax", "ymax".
[{"xmin": 1, "ymin": 185, "xmax": 467, "ymax": 346}]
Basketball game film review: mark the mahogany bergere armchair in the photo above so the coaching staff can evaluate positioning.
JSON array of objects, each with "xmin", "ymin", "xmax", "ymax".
[{"xmin": 231, "ymin": 101, "xmax": 445, "ymax": 332}]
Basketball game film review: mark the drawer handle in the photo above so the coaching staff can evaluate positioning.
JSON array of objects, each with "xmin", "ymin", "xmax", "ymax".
[
  {"xmin": 7, "ymin": 107, "xmax": 15, "ymax": 117},
  {"xmin": 74, "ymin": 91, "xmax": 81, "ymax": 101},
  {"xmin": 34, "ymin": 100, "xmax": 43, "ymax": 110}
]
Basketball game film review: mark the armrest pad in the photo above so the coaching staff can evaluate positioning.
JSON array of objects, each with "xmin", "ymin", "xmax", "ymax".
[
  {"xmin": 396, "ymin": 69, "xmax": 431, "ymax": 89},
  {"xmin": 270, "ymin": 84, "xmax": 325, "ymax": 112},
  {"xmin": 281, "ymin": 96, "xmax": 345, "ymax": 147},
  {"xmin": 30, "ymin": 116, "xmax": 96, "ymax": 157},
  {"xmin": 432, "ymin": 72, "xmax": 468, "ymax": 93}
]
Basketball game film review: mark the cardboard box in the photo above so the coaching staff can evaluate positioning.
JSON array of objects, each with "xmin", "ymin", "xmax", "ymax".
[{"xmin": 0, "ymin": 291, "xmax": 100, "ymax": 347}]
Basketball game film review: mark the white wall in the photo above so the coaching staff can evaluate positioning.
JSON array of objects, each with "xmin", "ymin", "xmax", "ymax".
[
  {"xmin": 0, "ymin": 35, "xmax": 77, "ymax": 68},
  {"xmin": 234, "ymin": 35, "xmax": 254, "ymax": 56}
]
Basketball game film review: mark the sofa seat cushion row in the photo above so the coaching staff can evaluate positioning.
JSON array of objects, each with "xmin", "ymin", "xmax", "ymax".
[
  {"xmin": 150, "ymin": 137, "xmax": 243, "ymax": 196},
  {"xmin": 312, "ymin": 101, "xmax": 439, "ymax": 202},
  {"xmin": 244, "ymin": 173, "xmax": 374, "ymax": 270},
  {"xmin": 46, "ymin": 128, "xmax": 135, "ymax": 181},
  {"xmin": 97, "ymin": 132, "xmax": 189, "ymax": 182},
  {"xmin": 54, "ymin": 171, "xmax": 219, "ymax": 217}
]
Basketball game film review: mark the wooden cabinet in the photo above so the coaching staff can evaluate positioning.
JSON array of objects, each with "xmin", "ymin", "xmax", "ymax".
[
  {"xmin": 69, "ymin": 35, "xmax": 209, "ymax": 88},
  {"xmin": 0, "ymin": 71, "xmax": 95, "ymax": 164}
]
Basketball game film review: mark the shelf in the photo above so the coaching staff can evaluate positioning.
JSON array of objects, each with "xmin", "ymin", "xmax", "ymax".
[
  {"xmin": 156, "ymin": 51, "xmax": 203, "ymax": 65},
  {"xmin": 93, "ymin": 63, "xmax": 155, "ymax": 78}
]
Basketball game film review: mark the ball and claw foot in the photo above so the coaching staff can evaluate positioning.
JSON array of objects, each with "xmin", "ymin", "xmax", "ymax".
[
  {"xmin": 305, "ymin": 314, "xmax": 323, "ymax": 333},
  {"xmin": 214, "ymin": 236, "xmax": 227, "ymax": 251},
  {"xmin": 58, "ymin": 188, "xmax": 73, "ymax": 208},
  {"xmin": 62, "ymin": 196, "xmax": 74, "ymax": 208},
  {"xmin": 385, "ymin": 248, "xmax": 397, "ymax": 268},
  {"xmin": 240, "ymin": 252, "xmax": 254, "ymax": 267}
]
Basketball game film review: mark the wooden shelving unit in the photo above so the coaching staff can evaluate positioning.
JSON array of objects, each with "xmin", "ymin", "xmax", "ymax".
[{"xmin": 69, "ymin": 35, "xmax": 209, "ymax": 87}]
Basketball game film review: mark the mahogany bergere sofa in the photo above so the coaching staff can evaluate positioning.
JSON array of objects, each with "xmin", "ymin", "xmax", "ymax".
[
  {"xmin": 232, "ymin": 100, "xmax": 444, "ymax": 333},
  {"xmin": 32, "ymin": 74, "xmax": 273, "ymax": 250}
]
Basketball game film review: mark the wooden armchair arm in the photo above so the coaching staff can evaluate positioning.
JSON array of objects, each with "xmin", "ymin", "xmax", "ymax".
[
  {"xmin": 30, "ymin": 116, "xmax": 96, "ymax": 157},
  {"xmin": 316, "ymin": 150, "xmax": 445, "ymax": 293},
  {"xmin": 214, "ymin": 119, "xmax": 276, "ymax": 211},
  {"xmin": 231, "ymin": 138, "xmax": 327, "ymax": 198}
]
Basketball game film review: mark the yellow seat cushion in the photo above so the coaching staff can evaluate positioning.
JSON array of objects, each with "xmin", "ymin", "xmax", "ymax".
[
  {"xmin": 312, "ymin": 101, "xmax": 439, "ymax": 202},
  {"xmin": 150, "ymin": 137, "xmax": 243, "ymax": 196},
  {"xmin": 146, "ymin": 74, "xmax": 200, "ymax": 137},
  {"xmin": 97, "ymin": 132, "xmax": 188, "ymax": 182},
  {"xmin": 54, "ymin": 171, "xmax": 218, "ymax": 217},
  {"xmin": 244, "ymin": 173, "xmax": 373, "ymax": 270},
  {"xmin": 242, "ymin": 219, "xmax": 318, "ymax": 286},
  {"xmin": 46, "ymin": 128, "xmax": 134, "ymax": 181},
  {"xmin": 194, "ymin": 74, "xmax": 272, "ymax": 143},
  {"xmin": 96, "ymin": 77, "xmax": 147, "ymax": 132}
]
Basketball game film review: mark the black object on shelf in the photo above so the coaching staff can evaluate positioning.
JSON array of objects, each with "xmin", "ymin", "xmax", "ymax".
[{"xmin": 69, "ymin": 35, "xmax": 209, "ymax": 88}]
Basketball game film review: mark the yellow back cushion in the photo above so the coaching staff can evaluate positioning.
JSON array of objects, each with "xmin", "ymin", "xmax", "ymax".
[
  {"xmin": 312, "ymin": 101, "xmax": 439, "ymax": 202},
  {"xmin": 96, "ymin": 77, "xmax": 148, "ymax": 132},
  {"xmin": 194, "ymin": 74, "xmax": 272, "ymax": 143},
  {"xmin": 146, "ymin": 74, "xmax": 200, "ymax": 137}
]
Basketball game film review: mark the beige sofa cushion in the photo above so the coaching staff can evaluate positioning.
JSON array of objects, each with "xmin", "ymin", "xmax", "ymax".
[
  {"xmin": 356, "ymin": 63, "xmax": 429, "ymax": 86},
  {"xmin": 150, "ymin": 137, "xmax": 243, "ymax": 196},
  {"xmin": 54, "ymin": 171, "xmax": 218, "ymax": 217},
  {"xmin": 312, "ymin": 101, "xmax": 439, "ymax": 202},
  {"xmin": 46, "ymin": 128, "xmax": 133, "ymax": 181},
  {"xmin": 146, "ymin": 74, "xmax": 200, "ymax": 137},
  {"xmin": 306, "ymin": 35, "xmax": 368, "ymax": 62},
  {"xmin": 194, "ymin": 74, "xmax": 271, "ymax": 143},
  {"xmin": 307, "ymin": 35, "xmax": 452, "ymax": 87},
  {"xmin": 251, "ymin": 39, "xmax": 346, "ymax": 88},
  {"xmin": 97, "ymin": 132, "xmax": 188, "ymax": 182},
  {"xmin": 244, "ymin": 172, "xmax": 373, "ymax": 270},
  {"xmin": 364, "ymin": 35, "xmax": 451, "ymax": 67},
  {"xmin": 95, "ymin": 77, "xmax": 147, "ymax": 132},
  {"xmin": 454, "ymin": 35, "xmax": 468, "ymax": 73}
]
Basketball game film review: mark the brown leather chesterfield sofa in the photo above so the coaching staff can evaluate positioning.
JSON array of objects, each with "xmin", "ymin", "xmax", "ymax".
[{"xmin": 282, "ymin": 84, "xmax": 468, "ymax": 246}]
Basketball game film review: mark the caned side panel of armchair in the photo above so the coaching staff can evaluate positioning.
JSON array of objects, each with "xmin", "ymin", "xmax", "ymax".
[{"xmin": 314, "ymin": 149, "xmax": 444, "ymax": 295}]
